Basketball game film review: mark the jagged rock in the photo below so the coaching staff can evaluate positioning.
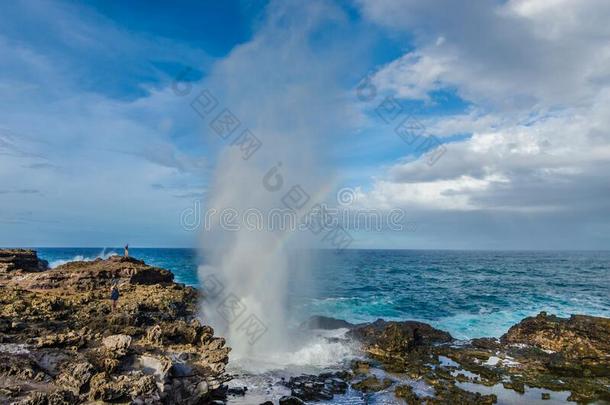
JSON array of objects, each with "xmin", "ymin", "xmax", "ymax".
[
  {"xmin": 227, "ymin": 386, "xmax": 247, "ymax": 396},
  {"xmin": 279, "ymin": 396, "xmax": 305, "ymax": 405},
  {"xmin": 471, "ymin": 337, "xmax": 501, "ymax": 350},
  {"xmin": 146, "ymin": 320, "xmax": 208, "ymax": 346},
  {"xmin": 283, "ymin": 372, "xmax": 349, "ymax": 401},
  {"xmin": 129, "ymin": 374, "xmax": 159, "ymax": 399},
  {"xmin": 502, "ymin": 311, "xmax": 610, "ymax": 376},
  {"xmin": 102, "ymin": 334, "xmax": 132, "ymax": 357},
  {"xmin": 348, "ymin": 319, "xmax": 452, "ymax": 363},
  {"xmin": 36, "ymin": 330, "xmax": 89, "ymax": 349},
  {"xmin": 146, "ymin": 325, "xmax": 163, "ymax": 345},
  {"xmin": 352, "ymin": 375, "xmax": 392, "ymax": 392},
  {"xmin": 0, "ymin": 250, "xmax": 231, "ymax": 404},
  {"xmin": 433, "ymin": 381, "xmax": 497, "ymax": 404},
  {"xmin": 88, "ymin": 372, "xmax": 128, "ymax": 401},
  {"xmin": 0, "ymin": 353, "xmax": 48, "ymax": 382},
  {"xmin": 2, "ymin": 254, "xmax": 173, "ymax": 291},
  {"xmin": 351, "ymin": 359, "xmax": 371, "ymax": 374},
  {"xmin": 56, "ymin": 361, "xmax": 94, "ymax": 394},
  {"xmin": 0, "ymin": 249, "xmax": 48, "ymax": 273},
  {"xmin": 14, "ymin": 389, "xmax": 77, "ymax": 405},
  {"xmin": 395, "ymin": 384, "xmax": 420, "ymax": 404}
]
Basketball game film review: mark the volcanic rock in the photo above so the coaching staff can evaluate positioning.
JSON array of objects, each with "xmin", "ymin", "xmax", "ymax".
[
  {"xmin": 0, "ymin": 250, "xmax": 230, "ymax": 404},
  {"xmin": 348, "ymin": 319, "xmax": 452, "ymax": 363},
  {"xmin": 501, "ymin": 311, "xmax": 610, "ymax": 376},
  {"xmin": 0, "ymin": 249, "xmax": 47, "ymax": 273},
  {"xmin": 279, "ymin": 395, "xmax": 305, "ymax": 405},
  {"xmin": 299, "ymin": 315, "xmax": 354, "ymax": 330},
  {"xmin": 102, "ymin": 334, "xmax": 132, "ymax": 357}
]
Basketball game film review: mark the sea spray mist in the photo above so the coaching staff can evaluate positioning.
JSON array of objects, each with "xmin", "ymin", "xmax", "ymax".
[{"xmin": 195, "ymin": 0, "xmax": 359, "ymax": 368}]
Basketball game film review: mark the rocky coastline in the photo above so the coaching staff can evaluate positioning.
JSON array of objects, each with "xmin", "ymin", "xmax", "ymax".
[
  {"xmin": 0, "ymin": 249, "xmax": 230, "ymax": 404},
  {"xmin": 1, "ymin": 249, "xmax": 608, "ymax": 404}
]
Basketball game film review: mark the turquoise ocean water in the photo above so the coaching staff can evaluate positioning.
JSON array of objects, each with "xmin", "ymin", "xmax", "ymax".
[{"xmin": 37, "ymin": 248, "xmax": 610, "ymax": 340}]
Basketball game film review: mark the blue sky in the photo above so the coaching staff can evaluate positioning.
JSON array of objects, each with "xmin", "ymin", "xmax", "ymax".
[{"xmin": 2, "ymin": 0, "xmax": 610, "ymax": 249}]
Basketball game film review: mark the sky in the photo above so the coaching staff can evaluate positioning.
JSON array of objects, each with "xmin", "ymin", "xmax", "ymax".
[{"xmin": 1, "ymin": 0, "xmax": 610, "ymax": 249}]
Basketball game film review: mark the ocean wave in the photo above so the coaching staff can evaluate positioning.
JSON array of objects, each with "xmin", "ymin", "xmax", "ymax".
[{"xmin": 49, "ymin": 249, "xmax": 119, "ymax": 268}]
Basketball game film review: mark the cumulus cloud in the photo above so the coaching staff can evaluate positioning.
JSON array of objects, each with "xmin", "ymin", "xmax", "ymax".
[
  {"xmin": 360, "ymin": 0, "xmax": 610, "ymax": 108},
  {"xmin": 353, "ymin": 0, "xmax": 610, "ymax": 247}
]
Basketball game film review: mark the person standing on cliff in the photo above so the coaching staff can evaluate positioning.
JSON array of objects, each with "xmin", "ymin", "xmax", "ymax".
[
  {"xmin": 110, "ymin": 281, "xmax": 120, "ymax": 312},
  {"xmin": 124, "ymin": 244, "xmax": 129, "ymax": 257}
]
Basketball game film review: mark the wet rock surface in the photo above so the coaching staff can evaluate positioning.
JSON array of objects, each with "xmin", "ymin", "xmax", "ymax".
[
  {"xmin": 289, "ymin": 312, "xmax": 610, "ymax": 404},
  {"xmin": 0, "ymin": 250, "xmax": 230, "ymax": 404},
  {"xmin": 347, "ymin": 319, "xmax": 452, "ymax": 364},
  {"xmin": 282, "ymin": 371, "xmax": 350, "ymax": 401}
]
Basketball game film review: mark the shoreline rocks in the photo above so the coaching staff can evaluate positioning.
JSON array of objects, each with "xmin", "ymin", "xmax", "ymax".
[
  {"xmin": 0, "ymin": 249, "xmax": 48, "ymax": 273},
  {"xmin": 295, "ymin": 313, "xmax": 610, "ymax": 404},
  {"xmin": 0, "ymin": 249, "xmax": 230, "ymax": 404},
  {"xmin": 501, "ymin": 311, "xmax": 610, "ymax": 377}
]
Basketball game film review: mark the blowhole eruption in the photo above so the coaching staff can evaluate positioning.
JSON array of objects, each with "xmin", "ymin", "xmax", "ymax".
[{"xmin": 195, "ymin": 2, "xmax": 353, "ymax": 365}]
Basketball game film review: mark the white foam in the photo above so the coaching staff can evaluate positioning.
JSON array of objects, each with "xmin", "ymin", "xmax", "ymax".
[
  {"xmin": 0, "ymin": 343, "xmax": 30, "ymax": 355},
  {"xmin": 229, "ymin": 331, "xmax": 357, "ymax": 374},
  {"xmin": 49, "ymin": 249, "xmax": 118, "ymax": 268}
]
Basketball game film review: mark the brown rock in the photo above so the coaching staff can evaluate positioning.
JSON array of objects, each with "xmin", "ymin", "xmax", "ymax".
[
  {"xmin": 352, "ymin": 375, "xmax": 392, "ymax": 392},
  {"xmin": 501, "ymin": 311, "xmax": 610, "ymax": 376},
  {"xmin": 102, "ymin": 334, "xmax": 132, "ymax": 357},
  {"xmin": 347, "ymin": 319, "xmax": 452, "ymax": 362},
  {"xmin": 0, "ymin": 250, "xmax": 231, "ymax": 404},
  {"xmin": 0, "ymin": 249, "xmax": 48, "ymax": 273},
  {"xmin": 395, "ymin": 384, "xmax": 420, "ymax": 404},
  {"xmin": 56, "ymin": 361, "xmax": 94, "ymax": 394}
]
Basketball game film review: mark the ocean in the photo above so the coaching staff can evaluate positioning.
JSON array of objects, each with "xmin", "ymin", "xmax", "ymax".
[{"xmin": 37, "ymin": 248, "xmax": 610, "ymax": 340}]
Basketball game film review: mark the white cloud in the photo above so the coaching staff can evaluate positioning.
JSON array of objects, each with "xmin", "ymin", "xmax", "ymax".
[
  {"xmin": 361, "ymin": 0, "xmax": 610, "ymax": 108},
  {"xmin": 353, "ymin": 0, "xmax": 610, "ymax": 247}
]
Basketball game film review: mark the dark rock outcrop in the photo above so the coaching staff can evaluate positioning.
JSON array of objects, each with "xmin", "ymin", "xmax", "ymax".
[
  {"xmin": 0, "ymin": 249, "xmax": 48, "ymax": 273},
  {"xmin": 340, "ymin": 311, "xmax": 610, "ymax": 404},
  {"xmin": 348, "ymin": 319, "xmax": 452, "ymax": 362},
  {"xmin": 279, "ymin": 395, "xmax": 305, "ymax": 405},
  {"xmin": 283, "ymin": 371, "xmax": 349, "ymax": 402},
  {"xmin": 299, "ymin": 315, "xmax": 354, "ymax": 330}
]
